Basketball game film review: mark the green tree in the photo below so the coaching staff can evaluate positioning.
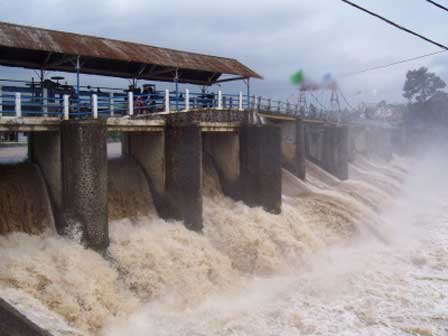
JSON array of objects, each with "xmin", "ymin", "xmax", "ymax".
[{"xmin": 403, "ymin": 67, "xmax": 446, "ymax": 103}]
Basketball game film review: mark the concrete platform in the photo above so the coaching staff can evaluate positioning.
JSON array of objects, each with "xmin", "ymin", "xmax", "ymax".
[{"xmin": 0, "ymin": 117, "xmax": 60, "ymax": 132}]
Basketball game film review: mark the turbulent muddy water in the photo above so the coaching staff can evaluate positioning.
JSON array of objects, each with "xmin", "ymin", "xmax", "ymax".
[{"xmin": 1, "ymin": 145, "xmax": 448, "ymax": 335}]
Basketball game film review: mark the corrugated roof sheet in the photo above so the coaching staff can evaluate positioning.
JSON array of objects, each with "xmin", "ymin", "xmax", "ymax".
[{"xmin": 0, "ymin": 21, "xmax": 261, "ymax": 84}]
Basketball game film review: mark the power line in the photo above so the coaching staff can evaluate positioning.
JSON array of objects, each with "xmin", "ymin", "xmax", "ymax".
[
  {"xmin": 339, "ymin": 89, "xmax": 355, "ymax": 110},
  {"xmin": 425, "ymin": 0, "xmax": 448, "ymax": 13},
  {"xmin": 341, "ymin": 49, "xmax": 447, "ymax": 77},
  {"xmin": 340, "ymin": 0, "xmax": 448, "ymax": 50}
]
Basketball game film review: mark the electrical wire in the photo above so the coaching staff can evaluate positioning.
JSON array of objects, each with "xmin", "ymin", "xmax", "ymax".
[
  {"xmin": 340, "ymin": 0, "xmax": 448, "ymax": 50},
  {"xmin": 425, "ymin": 0, "xmax": 448, "ymax": 13},
  {"xmin": 340, "ymin": 49, "xmax": 446, "ymax": 77}
]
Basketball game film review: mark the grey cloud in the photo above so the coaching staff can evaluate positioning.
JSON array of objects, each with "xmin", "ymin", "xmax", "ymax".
[{"xmin": 1, "ymin": 0, "xmax": 447, "ymax": 104}]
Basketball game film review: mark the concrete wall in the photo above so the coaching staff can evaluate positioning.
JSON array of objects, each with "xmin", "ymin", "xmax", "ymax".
[
  {"xmin": 322, "ymin": 125, "xmax": 349, "ymax": 180},
  {"xmin": 391, "ymin": 127, "xmax": 408, "ymax": 155},
  {"xmin": 348, "ymin": 126, "xmax": 368, "ymax": 161},
  {"xmin": 305, "ymin": 122, "xmax": 348, "ymax": 180},
  {"xmin": 304, "ymin": 122, "xmax": 325, "ymax": 164},
  {"xmin": 60, "ymin": 120, "xmax": 108, "ymax": 251},
  {"xmin": 348, "ymin": 126, "xmax": 395, "ymax": 161},
  {"xmin": 203, "ymin": 132, "xmax": 240, "ymax": 199},
  {"xmin": 122, "ymin": 131, "xmax": 165, "ymax": 194},
  {"xmin": 165, "ymin": 124, "xmax": 203, "ymax": 231},
  {"xmin": 366, "ymin": 127, "xmax": 393, "ymax": 161},
  {"xmin": 29, "ymin": 131, "xmax": 62, "ymax": 229},
  {"xmin": 240, "ymin": 125, "xmax": 282, "ymax": 214},
  {"xmin": 279, "ymin": 121, "xmax": 296, "ymax": 164},
  {"xmin": 264, "ymin": 118, "xmax": 306, "ymax": 180},
  {"xmin": 0, "ymin": 298, "xmax": 53, "ymax": 336},
  {"xmin": 122, "ymin": 131, "xmax": 166, "ymax": 215},
  {"xmin": 276, "ymin": 119, "xmax": 306, "ymax": 180}
]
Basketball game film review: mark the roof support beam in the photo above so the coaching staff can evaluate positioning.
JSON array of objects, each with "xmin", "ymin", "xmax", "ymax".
[
  {"xmin": 207, "ymin": 72, "xmax": 219, "ymax": 85},
  {"xmin": 42, "ymin": 52, "xmax": 53, "ymax": 67},
  {"xmin": 46, "ymin": 55, "xmax": 78, "ymax": 68},
  {"xmin": 214, "ymin": 76, "xmax": 247, "ymax": 84},
  {"xmin": 150, "ymin": 67, "xmax": 176, "ymax": 76},
  {"xmin": 136, "ymin": 64, "xmax": 147, "ymax": 77}
]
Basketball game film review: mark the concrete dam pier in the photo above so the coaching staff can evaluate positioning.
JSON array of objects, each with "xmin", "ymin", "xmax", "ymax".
[
  {"xmin": 0, "ymin": 110, "xmax": 396, "ymax": 251},
  {"xmin": 1, "ymin": 111, "xmax": 286, "ymax": 249}
]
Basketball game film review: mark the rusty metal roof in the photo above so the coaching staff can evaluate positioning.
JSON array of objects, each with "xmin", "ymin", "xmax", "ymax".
[{"xmin": 0, "ymin": 21, "xmax": 261, "ymax": 85}]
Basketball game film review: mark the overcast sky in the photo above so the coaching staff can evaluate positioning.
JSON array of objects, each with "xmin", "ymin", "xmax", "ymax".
[{"xmin": 1, "ymin": 0, "xmax": 448, "ymax": 107}]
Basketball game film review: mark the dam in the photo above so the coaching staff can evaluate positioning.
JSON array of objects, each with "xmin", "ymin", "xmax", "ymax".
[{"xmin": 1, "ymin": 22, "xmax": 445, "ymax": 336}]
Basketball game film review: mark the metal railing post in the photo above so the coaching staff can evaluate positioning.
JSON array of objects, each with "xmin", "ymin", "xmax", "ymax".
[
  {"xmin": 0, "ymin": 85, "xmax": 2, "ymax": 117},
  {"xmin": 92, "ymin": 94, "xmax": 98, "ymax": 119},
  {"xmin": 128, "ymin": 91, "xmax": 134, "ymax": 116},
  {"xmin": 268, "ymin": 98, "xmax": 272, "ymax": 111},
  {"xmin": 252, "ymin": 95, "xmax": 256, "ymax": 111},
  {"xmin": 238, "ymin": 92, "xmax": 243, "ymax": 111},
  {"xmin": 295, "ymin": 104, "xmax": 298, "ymax": 115},
  {"xmin": 165, "ymin": 89, "xmax": 170, "ymax": 113},
  {"xmin": 246, "ymin": 78, "xmax": 250, "ymax": 110},
  {"xmin": 63, "ymin": 95, "xmax": 69, "ymax": 120},
  {"xmin": 217, "ymin": 90, "xmax": 223, "ymax": 110},
  {"xmin": 287, "ymin": 101, "xmax": 290, "ymax": 114},
  {"xmin": 184, "ymin": 89, "xmax": 190, "ymax": 111},
  {"xmin": 257, "ymin": 96, "xmax": 261, "ymax": 111},
  {"xmin": 15, "ymin": 92, "xmax": 21, "ymax": 117},
  {"xmin": 109, "ymin": 92, "xmax": 114, "ymax": 116}
]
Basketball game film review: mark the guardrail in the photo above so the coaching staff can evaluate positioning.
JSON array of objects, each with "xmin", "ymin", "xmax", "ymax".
[
  {"xmin": 0, "ymin": 84, "xmax": 393, "ymax": 128},
  {"xmin": 0, "ymin": 86, "xmax": 252, "ymax": 119}
]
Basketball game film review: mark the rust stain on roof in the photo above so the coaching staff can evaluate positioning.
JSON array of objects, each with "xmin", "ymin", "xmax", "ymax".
[{"xmin": 0, "ymin": 21, "xmax": 262, "ymax": 82}]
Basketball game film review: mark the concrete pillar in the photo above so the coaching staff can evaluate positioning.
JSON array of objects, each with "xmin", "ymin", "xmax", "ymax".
[
  {"xmin": 322, "ymin": 125, "xmax": 349, "ymax": 180},
  {"xmin": 377, "ymin": 128, "xmax": 393, "ymax": 161},
  {"xmin": 366, "ymin": 127, "xmax": 392, "ymax": 160},
  {"xmin": 347, "ymin": 127, "xmax": 356, "ymax": 162},
  {"xmin": 280, "ymin": 119, "xmax": 306, "ymax": 180},
  {"xmin": 165, "ymin": 124, "xmax": 203, "ymax": 231},
  {"xmin": 60, "ymin": 120, "xmax": 108, "ymax": 251},
  {"xmin": 366, "ymin": 127, "xmax": 379, "ymax": 158},
  {"xmin": 391, "ymin": 127, "xmax": 407, "ymax": 155},
  {"xmin": 304, "ymin": 122, "xmax": 325, "ymax": 164},
  {"xmin": 295, "ymin": 119, "xmax": 306, "ymax": 180},
  {"xmin": 239, "ymin": 125, "xmax": 282, "ymax": 214},
  {"xmin": 349, "ymin": 126, "xmax": 369, "ymax": 159},
  {"xmin": 203, "ymin": 132, "xmax": 240, "ymax": 199},
  {"xmin": 122, "ymin": 131, "xmax": 166, "ymax": 214},
  {"xmin": 28, "ymin": 131, "xmax": 62, "ymax": 227}
]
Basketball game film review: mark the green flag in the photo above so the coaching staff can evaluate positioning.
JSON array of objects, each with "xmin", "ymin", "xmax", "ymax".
[{"xmin": 290, "ymin": 70, "xmax": 305, "ymax": 86}]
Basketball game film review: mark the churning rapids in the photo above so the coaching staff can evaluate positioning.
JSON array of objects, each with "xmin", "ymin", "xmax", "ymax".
[{"xmin": 1, "ymin": 145, "xmax": 448, "ymax": 336}]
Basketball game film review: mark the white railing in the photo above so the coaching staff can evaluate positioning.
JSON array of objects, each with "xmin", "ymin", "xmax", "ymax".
[{"xmin": 0, "ymin": 84, "xmax": 355, "ymax": 123}]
